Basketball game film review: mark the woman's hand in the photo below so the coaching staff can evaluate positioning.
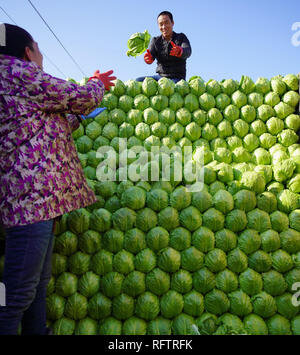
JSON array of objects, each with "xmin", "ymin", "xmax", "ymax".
[
  {"xmin": 144, "ymin": 49, "xmax": 154, "ymax": 64},
  {"xmin": 170, "ymin": 41, "xmax": 183, "ymax": 57},
  {"xmin": 89, "ymin": 70, "xmax": 116, "ymax": 90}
]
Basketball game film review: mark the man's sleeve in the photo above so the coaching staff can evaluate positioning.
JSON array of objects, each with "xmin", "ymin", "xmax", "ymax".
[{"xmin": 180, "ymin": 34, "xmax": 192, "ymax": 60}]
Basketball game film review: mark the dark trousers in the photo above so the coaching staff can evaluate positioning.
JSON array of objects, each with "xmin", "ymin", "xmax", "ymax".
[
  {"xmin": 135, "ymin": 74, "xmax": 182, "ymax": 83},
  {"xmin": 0, "ymin": 219, "xmax": 54, "ymax": 335}
]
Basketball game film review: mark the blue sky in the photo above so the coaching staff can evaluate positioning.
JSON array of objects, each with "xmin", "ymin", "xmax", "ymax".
[{"xmin": 1, "ymin": 0, "xmax": 300, "ymax": 83}]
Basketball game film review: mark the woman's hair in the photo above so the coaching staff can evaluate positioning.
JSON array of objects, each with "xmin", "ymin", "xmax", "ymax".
[
  {"xmin": 0, "ymin": 23, "xmax": 34, "ymax": 59},
  {"xmin": 157, "ymin": 11, "xmax": 174, "ymax": 23}
]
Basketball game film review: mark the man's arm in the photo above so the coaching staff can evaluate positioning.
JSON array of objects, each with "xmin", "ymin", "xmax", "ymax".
[{"xmin": 180, "ymin": 34, "xmax": 192, "ymax": 60}]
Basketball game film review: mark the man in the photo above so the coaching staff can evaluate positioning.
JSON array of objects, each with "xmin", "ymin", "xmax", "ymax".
[{"xmin": 136, "ymin": 11, "xmax": 192, "ymax": 83}]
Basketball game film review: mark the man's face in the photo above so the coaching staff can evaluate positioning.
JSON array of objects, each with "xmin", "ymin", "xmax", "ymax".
[
  {"xmin": 25, "ymin": 41, "xmax": 43, "ymax": 69},
  {"xmin": 157, "ymin": 15, "xmax": 174, "ymax": 39}
]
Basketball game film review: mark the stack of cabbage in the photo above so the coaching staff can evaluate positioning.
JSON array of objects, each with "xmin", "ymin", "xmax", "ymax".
[{"xmin": 2, "ymin": 74, "xmax": 300, "ymax": 335}]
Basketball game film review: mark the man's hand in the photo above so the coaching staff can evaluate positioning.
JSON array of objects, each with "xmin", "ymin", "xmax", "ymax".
[
  {"xmin": 144, "ymin": 49, "xmax": 154, "ymax": 64},
  {"xmin": 170, "ymin": 41, "xmax": 183, "ymax": 58},
  {"xmin": 89, "ymin": 70, "xmax": 116, "ymax": 90}
]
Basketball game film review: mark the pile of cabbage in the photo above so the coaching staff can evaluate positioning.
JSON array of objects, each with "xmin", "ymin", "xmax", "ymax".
[{"xmin": 1, "ymin": 74, "xmax": 300, "ymax": 335}]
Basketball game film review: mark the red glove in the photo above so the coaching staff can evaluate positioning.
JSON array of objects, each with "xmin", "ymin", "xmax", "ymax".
[
  {"xmin": 170, "ymin": 41, "xmax": 183, "ymax": 58},
  {"xmin": 88, "ymin": 70, "xmax": 116, "ymax": 90},
  {"xmin": 144, "ymin": 49, "xmax": 154, "ymax": 64}
]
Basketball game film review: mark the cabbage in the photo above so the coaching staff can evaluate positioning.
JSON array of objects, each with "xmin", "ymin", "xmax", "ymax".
[
  {"xmin": 248, "ymin": 250, "xmax": 272, "ymax": 272},
  {"xmin": 289, "ymin": 210, "xmax": 300, "ymax": 232},
  {"xmin": 239, "ymin": 268, "xmax": 263, "ymax": 295},
  {"xmin": 215, "ymin": 269, "xmax": 238, "ymax": 293},
  {"xmin": 55, "ymin": 272, "xmax": 78, "ymax": 297},
  {"xmin": 64, "ymin": 293, "xmax": 88, "ymax": 320},
  {"xmin": 189, "ymin": 77, "xmax": 206, "ymax": 96},
  {"xmin": 74, "ymin": 317, "xmax": 98, "ymax": 335},
  {"xmin": 270, "ymin": 210, "xmax": 290, "ymax": 232},
  {"xmin": 112, "ymin": 207, "xmax": 136, "ymax": 232},
  {"xmin": 261, "ymin": 230, "xmax": 281, "ymax": 252},
  {"xmin": 247, "ymin": 208, "xmax": 271, "ymax": 232},
  {"xmin": 112, "ymin": 293, "xmax": 134, "ymax": 320},
  {"xmin": 280, "ymin": 228, "xmax": 300, "ymax": 254},
  {"xmin": 78, "ymin": 271, "xmax": 100, "ymax": 298},
  {"xmin": 175, "ymin": 79, "xmax": 190, "ymax": 96},
  {"xmin": 53, "ymin": 317, "xmax": 76, "ymax": 335},
  {"xmin": 181, "ymin": 247, "xmax": 204, "ymax": 272},
  {"xmin": 272, "ymin": 249, "xmax": 294, "ymax": 272},
  {"xmin": 225, "ymin": 209, "xmax": 247, "ymax": 233},
  {"xmin": 122, "ymin": 317, "xmax": 147, "ymax": 335},
  {"xmin": 147, "ymin": 317, "xmax": 172, "ymax": 335},
  {"xmin": 169, "ymin": 227, "xmax": 191, "ymax": 251},
  {"xmin": 238, "ymin": 229, "xmax": 261, "ymax": 255},
  {"xmin": 192, "ymin": 226, "xmax": 215, "ymax": 253},
  {"xmin": 90, "ymin": 250, "xmax": 113, "ymax": 276},
  {"xmin": 243, "ymin": 314, "xmax": 268, "ymax": 335},
  {"xmin": 227, "ymin": 248, "xmax": 248, "ymax": 273},
  {"xmin": 264, "ymin": 92, "xmax": 280, "ymax": 107},
  {"xmin": 285, "ymin": 114, "xmax": 300, "ymax": 131},
  {"xmin": 267, "ymin": 314, "xmax": 292, "ymax": 335},
  {"xmin": 204, "ymin": 289, "xmax": 230, "ymax": 315},
  {"xmin": 205, "ymin": 248, "xmax": 227, "ymax": 272},
  {"xmin": 160, "ymin": 290, "xmax": 184, "ymax": 318},
  {"xmin": 248, "ymin": 92, "xmax": 263, "ymax": 108},
  {"xmin": 172, "ymin": 314, "xmax": 198, "ymax": 335},
  {"xmin": 229, "ymin": 290, "xmax": 252, "ymax": 316},
  {"xmin": 277, "ymin": 189, "xmax": 299, "ymax": 213},
  {"xmin": 215, "ymin": 229, "xmax": 237, "ymax": 252},
  {"xmin": 135, "ymin": 292, "xmax": 160, "ymax": 320},
  {"xmin": 157, "ymin": 247, "xmax": 181, "ymax": 272},
  {"xmin": 202, "ymin": 208, "xmax": 225, "ymax": 232},
  {"xmin": 126, "ymin": 30, "xmax": 151, "ymax": 57},
  {"xmin": 240, "ymin": 171, "xmax": 266, "ymax": 194},
  {"xmin": 146, "ymin": 268, "xmax": 170, "ymax": 296},
  {"xmin": 146, "ymin": 226, "xmax": 169, "ymax": 252},
  {"xmin": 193, "ymin": 267, "xmax": 216, "ymax": 294},
  {"xmin": 171, "ymin": 269, "xmax": 193, "ymax": 294},
  {"xmin": 283, "ymin": 91, "xmax": 300, "ymax": 107},
  {"xmin": 195, "ymin": 312, "xmax": 218, "ymax": 335},
  {"xmin": 99, "ymin": 317, "xmax": 122, "ymax": 335},
  {"xmin": 240, "ymin": 105, "xmax": 256, "ymax": 123},
  {"xmin": 263, "ymin": 270, "xmax": 287, "ymax": 296},
  {"xmin": 134, "ymin": 248, "xmax": 156, "ymax": 273},
  {"xmin": 251, "ymin": 292, "xmax": 277, "ymax": 318}
]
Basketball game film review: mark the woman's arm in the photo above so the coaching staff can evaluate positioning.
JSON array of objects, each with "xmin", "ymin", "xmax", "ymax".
[{"xmin": 25, "ymin": 62, "xmax": 106, "ymax": 116}]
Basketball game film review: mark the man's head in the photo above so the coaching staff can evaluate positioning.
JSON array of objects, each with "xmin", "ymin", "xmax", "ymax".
[
  {"xmin": 0, "ymin": 23, "xmax": 43, "ymax": 69},
  {"xmin": 157, "ymin": 11, "xmax": 174, "ymax": 40}
]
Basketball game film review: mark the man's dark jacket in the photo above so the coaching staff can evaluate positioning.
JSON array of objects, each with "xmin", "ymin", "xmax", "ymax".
[{"xmin": 149, "ymin": 31, "xmax": 192, "ymax": 80}]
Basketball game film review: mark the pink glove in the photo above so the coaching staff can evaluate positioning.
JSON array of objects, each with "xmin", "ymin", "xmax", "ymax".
[
  {"xmin": 144, "ymin": 49, "xmax": 154, "ymax": 64},
  {"xmin": 170, "ymin": 41, "xmax": 183, "ymax": 57},
  {"xmin": 89, "ymin": 70, "xmax": 116, "ymax": 90}
]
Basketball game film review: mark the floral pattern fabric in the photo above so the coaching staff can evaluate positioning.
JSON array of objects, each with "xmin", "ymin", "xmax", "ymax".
[{"xmin": 0, "ymin": 54, "xmax": 105, "ymax": 228}]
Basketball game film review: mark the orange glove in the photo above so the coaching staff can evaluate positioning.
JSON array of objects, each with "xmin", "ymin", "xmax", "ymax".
[
  {"xmin": 170, "ymin": 41, "xmax": 183, "ymax": 57},
  {"xmin": 144, "ymin": 49, "xmax": 154, "ymax": 64},
  {"xmin": 88, "ymin": 70, "xmax": 116, "ymax": 90}
]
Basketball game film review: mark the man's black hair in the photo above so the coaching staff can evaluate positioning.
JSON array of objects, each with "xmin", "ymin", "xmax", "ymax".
[
  {"xmin": 157, "ymin": 11, "xmax": 174, "ymax": 23},
  {"xmin": 0, "ymin": 23, "xmax": 34, "ymax": 59}
]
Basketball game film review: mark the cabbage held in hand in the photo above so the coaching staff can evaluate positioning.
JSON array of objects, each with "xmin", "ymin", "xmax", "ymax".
[{"xmin": 126, "ymin": 30, "xmax": 151, "ymax": 57}]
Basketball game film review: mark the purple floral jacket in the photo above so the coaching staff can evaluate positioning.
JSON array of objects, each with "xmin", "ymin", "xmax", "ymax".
[{"xmin": 0, "ymin": 54, "xmax": 105, "ymax": 228}]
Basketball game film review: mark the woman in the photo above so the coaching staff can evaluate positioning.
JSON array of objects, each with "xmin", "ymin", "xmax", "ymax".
[
  {"xmin": 0, "ymin": 23, "xmax": 116, "ymax": 335},
  {"xmin": 136, "ymin": 11, "xmax": 192, "ymax": 83}
]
